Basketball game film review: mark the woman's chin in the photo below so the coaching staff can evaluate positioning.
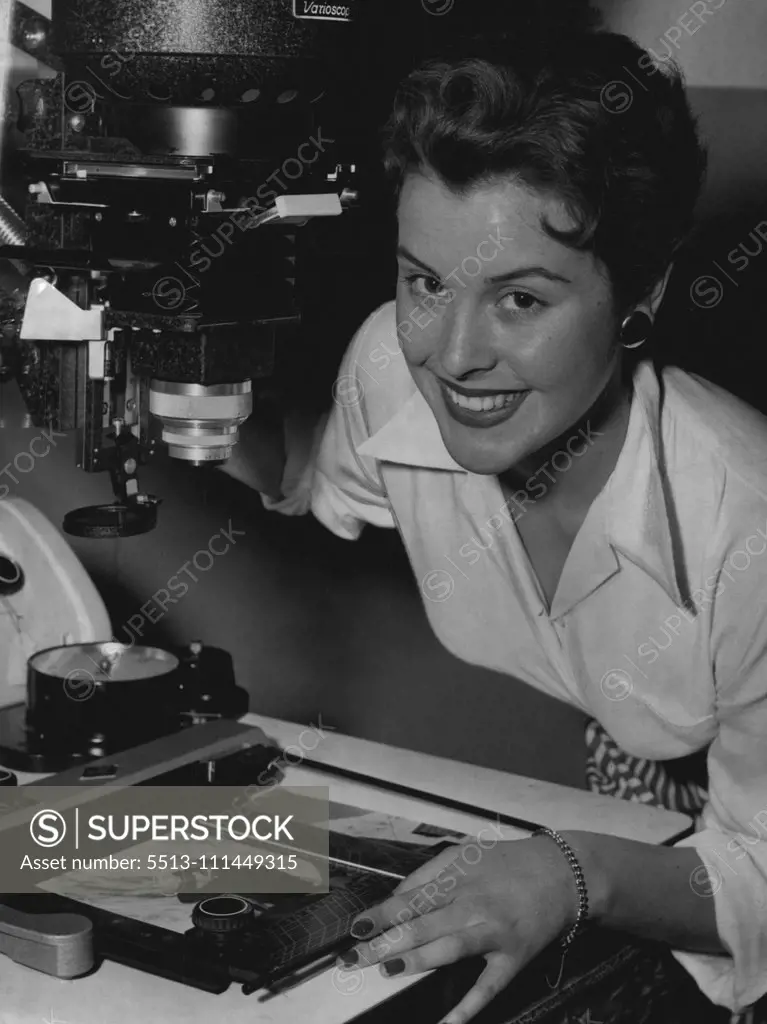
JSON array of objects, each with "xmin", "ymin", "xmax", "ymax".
[
  {"xmin": 429, "ymin": 386, "xmax": 540, "ymax": 477},
  {"xmin": 441, "ymin": 434, "xmax": 525, "ymax": 477}
]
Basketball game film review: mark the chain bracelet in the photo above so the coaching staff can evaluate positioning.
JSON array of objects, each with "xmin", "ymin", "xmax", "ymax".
[{"xmin": 532, "ymin": 826, "xmax": 590, "ymax": 949}]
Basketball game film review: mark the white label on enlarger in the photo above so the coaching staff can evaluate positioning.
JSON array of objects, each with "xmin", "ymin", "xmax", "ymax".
[{"xmin": 293, "ymin": 0, "xmax": 355, "ymax": 23}]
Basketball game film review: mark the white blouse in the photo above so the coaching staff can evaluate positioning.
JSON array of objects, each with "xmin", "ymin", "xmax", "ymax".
[{"xmin": 266, "ymin": 300, "xmax": 767, "ymax": 1014}]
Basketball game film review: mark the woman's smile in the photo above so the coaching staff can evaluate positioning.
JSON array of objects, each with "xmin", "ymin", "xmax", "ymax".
[{"xmin": 438, "ymin": 378, "xmax": 533, "ymax": 428}]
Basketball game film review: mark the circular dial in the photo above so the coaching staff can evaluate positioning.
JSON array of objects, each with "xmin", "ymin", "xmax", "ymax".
[
  {"xmin": 192, "ymin": 895, "xmax": 256, "ymax": 934},
  {"xmin": 29, "ymin": 643, "xmax": 179, "ymax": 682}
]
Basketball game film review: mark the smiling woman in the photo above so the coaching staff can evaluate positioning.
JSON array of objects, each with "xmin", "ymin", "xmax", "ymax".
[{"xmin": 224, "ymin": 22, "xmax": 767, "ymax": 1024}]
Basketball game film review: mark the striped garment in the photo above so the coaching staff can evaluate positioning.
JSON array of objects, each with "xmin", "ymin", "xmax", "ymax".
[
  {"xmin": 584, "ymin": 717, "xmax": 709, "ymax": 818},
  {"xmin": 584, "ymin": 717, "xmax": 761, "ymax": 1024}
]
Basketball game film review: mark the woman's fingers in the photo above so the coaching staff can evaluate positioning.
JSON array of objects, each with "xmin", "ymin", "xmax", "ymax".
[
  {"xmin": 372, "ymin": 926, "xmax": 492, "ymax": 979},
  {"xmin": 350, "ymin": 877, "xmax": 457, "ymax": 941},
  {"xmin": 346, "ymin": 904, "xmax": 480, "ymax": 967}
]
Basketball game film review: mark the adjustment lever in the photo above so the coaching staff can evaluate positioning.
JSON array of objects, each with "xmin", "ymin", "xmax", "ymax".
[
  {"xmin": 0, "ymin": 903, "xmax": 94, "ymax": 977},
  {"xmin": 62, "ymin": 418, "xmax": 160, "ymax": 538}
]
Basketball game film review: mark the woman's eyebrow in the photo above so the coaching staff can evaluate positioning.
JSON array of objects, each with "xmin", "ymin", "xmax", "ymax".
[
  {"xmin": 396, "ymin": 245, "xmax": 571, "ymax": 284},
  {"xmin": 396, "ymin": 246, "xmax": 438, "ymax": 275},
  {"xmin": 487, "ymin": 266, "xmax": 572, "ymax": 285}
]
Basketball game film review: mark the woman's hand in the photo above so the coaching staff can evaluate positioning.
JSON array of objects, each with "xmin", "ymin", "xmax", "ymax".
[{"xmin": 338, "ymin": 835, "xmax": 581, "ymax": 1024}]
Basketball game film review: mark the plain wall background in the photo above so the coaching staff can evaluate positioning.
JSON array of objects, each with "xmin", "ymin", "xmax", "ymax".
[
  {"xmin": 1, "ymin": 0, "xmax": 765, "ymax": 787},
  {"xmin": 595, "ymin": 0, "xmax": 767, "ymax": 88}
]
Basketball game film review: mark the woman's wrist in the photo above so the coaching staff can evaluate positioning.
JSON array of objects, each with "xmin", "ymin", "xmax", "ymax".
[
  {"xmin": 530, "ymin": 830, "xmax": 612, "ymax": 932},
  {"xmin": 559, "ymin": 831, "xmax": 613, "ymax": 924}
]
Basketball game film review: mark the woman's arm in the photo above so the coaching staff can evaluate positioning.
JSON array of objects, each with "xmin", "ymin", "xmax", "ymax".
[
  {"xmin": 219, "ymin": 406, "xmax": 289, "ymax": 500},
  {"xmin": 559, "ymin": 830, "xmax": 727, "ymax": 954},
  {"xmin": 343, "ymin": 830, "xmax": 731, "ymax": 1024}
]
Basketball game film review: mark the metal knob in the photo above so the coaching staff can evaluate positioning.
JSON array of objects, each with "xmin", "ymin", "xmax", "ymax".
[
  {"xmin": 192, "ymin": 895, "xmax": 255, "ymax": 935},
  {"xmin": 0, "ymin": 557, "xmax": 24, "ymax": 596}
]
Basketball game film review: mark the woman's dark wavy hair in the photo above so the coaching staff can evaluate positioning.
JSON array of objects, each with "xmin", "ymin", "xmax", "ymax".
[{"xmin": 382, "ymin": 31, "xmax": 707, "ymax": 311}]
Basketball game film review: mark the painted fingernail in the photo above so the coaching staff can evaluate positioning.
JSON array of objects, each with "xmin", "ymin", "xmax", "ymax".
[
  {"xmin": 381, "ymin": 958, "xmax": 406, "ymax": 977},
  {"xmin": 337, "ymin": 949, "xmax": 358, "ymax": 966},
  {"xmin": 350, "ymin": 917, "xmax": 374, "ymax": 938}
]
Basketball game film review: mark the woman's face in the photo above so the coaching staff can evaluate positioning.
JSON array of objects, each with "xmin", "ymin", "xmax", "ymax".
[{"xmin": 395, "ymin": 172, "xmax": 622, "ymax": 475}]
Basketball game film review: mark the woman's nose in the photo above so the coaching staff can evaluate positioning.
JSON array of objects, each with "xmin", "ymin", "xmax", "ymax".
[{"xmin": 437, "ymin": 307, "xmax": 497, "ymax": 379}]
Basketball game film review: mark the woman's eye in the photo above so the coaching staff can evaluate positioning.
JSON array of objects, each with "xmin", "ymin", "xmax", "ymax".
[
  {"xmin": 499, "ymin": 290, "xmax": 543, "ymax": 313},
  {"xmin": 401, "ymin": 273, "xmax": 448, "ymax": 298}
]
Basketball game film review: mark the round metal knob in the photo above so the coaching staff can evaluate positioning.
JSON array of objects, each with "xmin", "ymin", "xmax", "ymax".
[
  {"xmin": 0, "ymin": 557, "xmax": 24, "ymax": 596},
  {"xmin": 192, "ymin": 895, "xmax": 255, "ymax": 935}
]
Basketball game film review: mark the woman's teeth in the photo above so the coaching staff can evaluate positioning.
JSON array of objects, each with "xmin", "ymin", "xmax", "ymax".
[{"xmin": 445, "ymin": 386, "xmax": 527, "ymax": 412}]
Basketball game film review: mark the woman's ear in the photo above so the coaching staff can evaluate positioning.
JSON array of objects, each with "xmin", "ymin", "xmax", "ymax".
[{"xmin": 643, "ymin": 263, "xmax": 675, "ymax": 318}]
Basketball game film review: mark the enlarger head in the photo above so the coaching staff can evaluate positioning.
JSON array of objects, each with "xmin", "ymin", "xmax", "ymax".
[{"xmin": 0, "ymin": 0, "xmax": 365, "ymax": 535}]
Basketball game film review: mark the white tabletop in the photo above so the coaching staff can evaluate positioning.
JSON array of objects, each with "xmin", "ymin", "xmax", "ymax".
[{"xmin": 0, "ymin": 712, "xmax": 692, "ymax": 1024}]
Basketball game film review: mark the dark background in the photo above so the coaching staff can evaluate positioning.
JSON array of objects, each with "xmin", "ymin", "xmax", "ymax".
[{"xmin": 1, "ymin": 0, "xmax": 765, "ymax": 788}]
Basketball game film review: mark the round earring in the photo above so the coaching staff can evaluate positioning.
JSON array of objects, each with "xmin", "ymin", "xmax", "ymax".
[{"xmin": 620, "ymin": 311, "xmax": 653, "ymax": 350}]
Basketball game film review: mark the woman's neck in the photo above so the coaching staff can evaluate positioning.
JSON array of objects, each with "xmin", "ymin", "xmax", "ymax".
[{"xmin": 498, "ymin": 371, "xmax": 633, "ymax": 521}]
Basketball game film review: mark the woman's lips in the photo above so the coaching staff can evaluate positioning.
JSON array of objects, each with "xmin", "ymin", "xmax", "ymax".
[{"xmin": 440, "ymin": 381, "xmax": 531, "ymax": 428}]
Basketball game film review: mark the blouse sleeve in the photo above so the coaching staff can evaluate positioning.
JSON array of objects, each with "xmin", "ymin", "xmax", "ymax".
[
  {"xmin": 261, "ymin": 308, "xmax": 396, "ymax": 540},
  {"xmin": 669, "ymin": 514, "xmax": 767, "ymax": 1013}
]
